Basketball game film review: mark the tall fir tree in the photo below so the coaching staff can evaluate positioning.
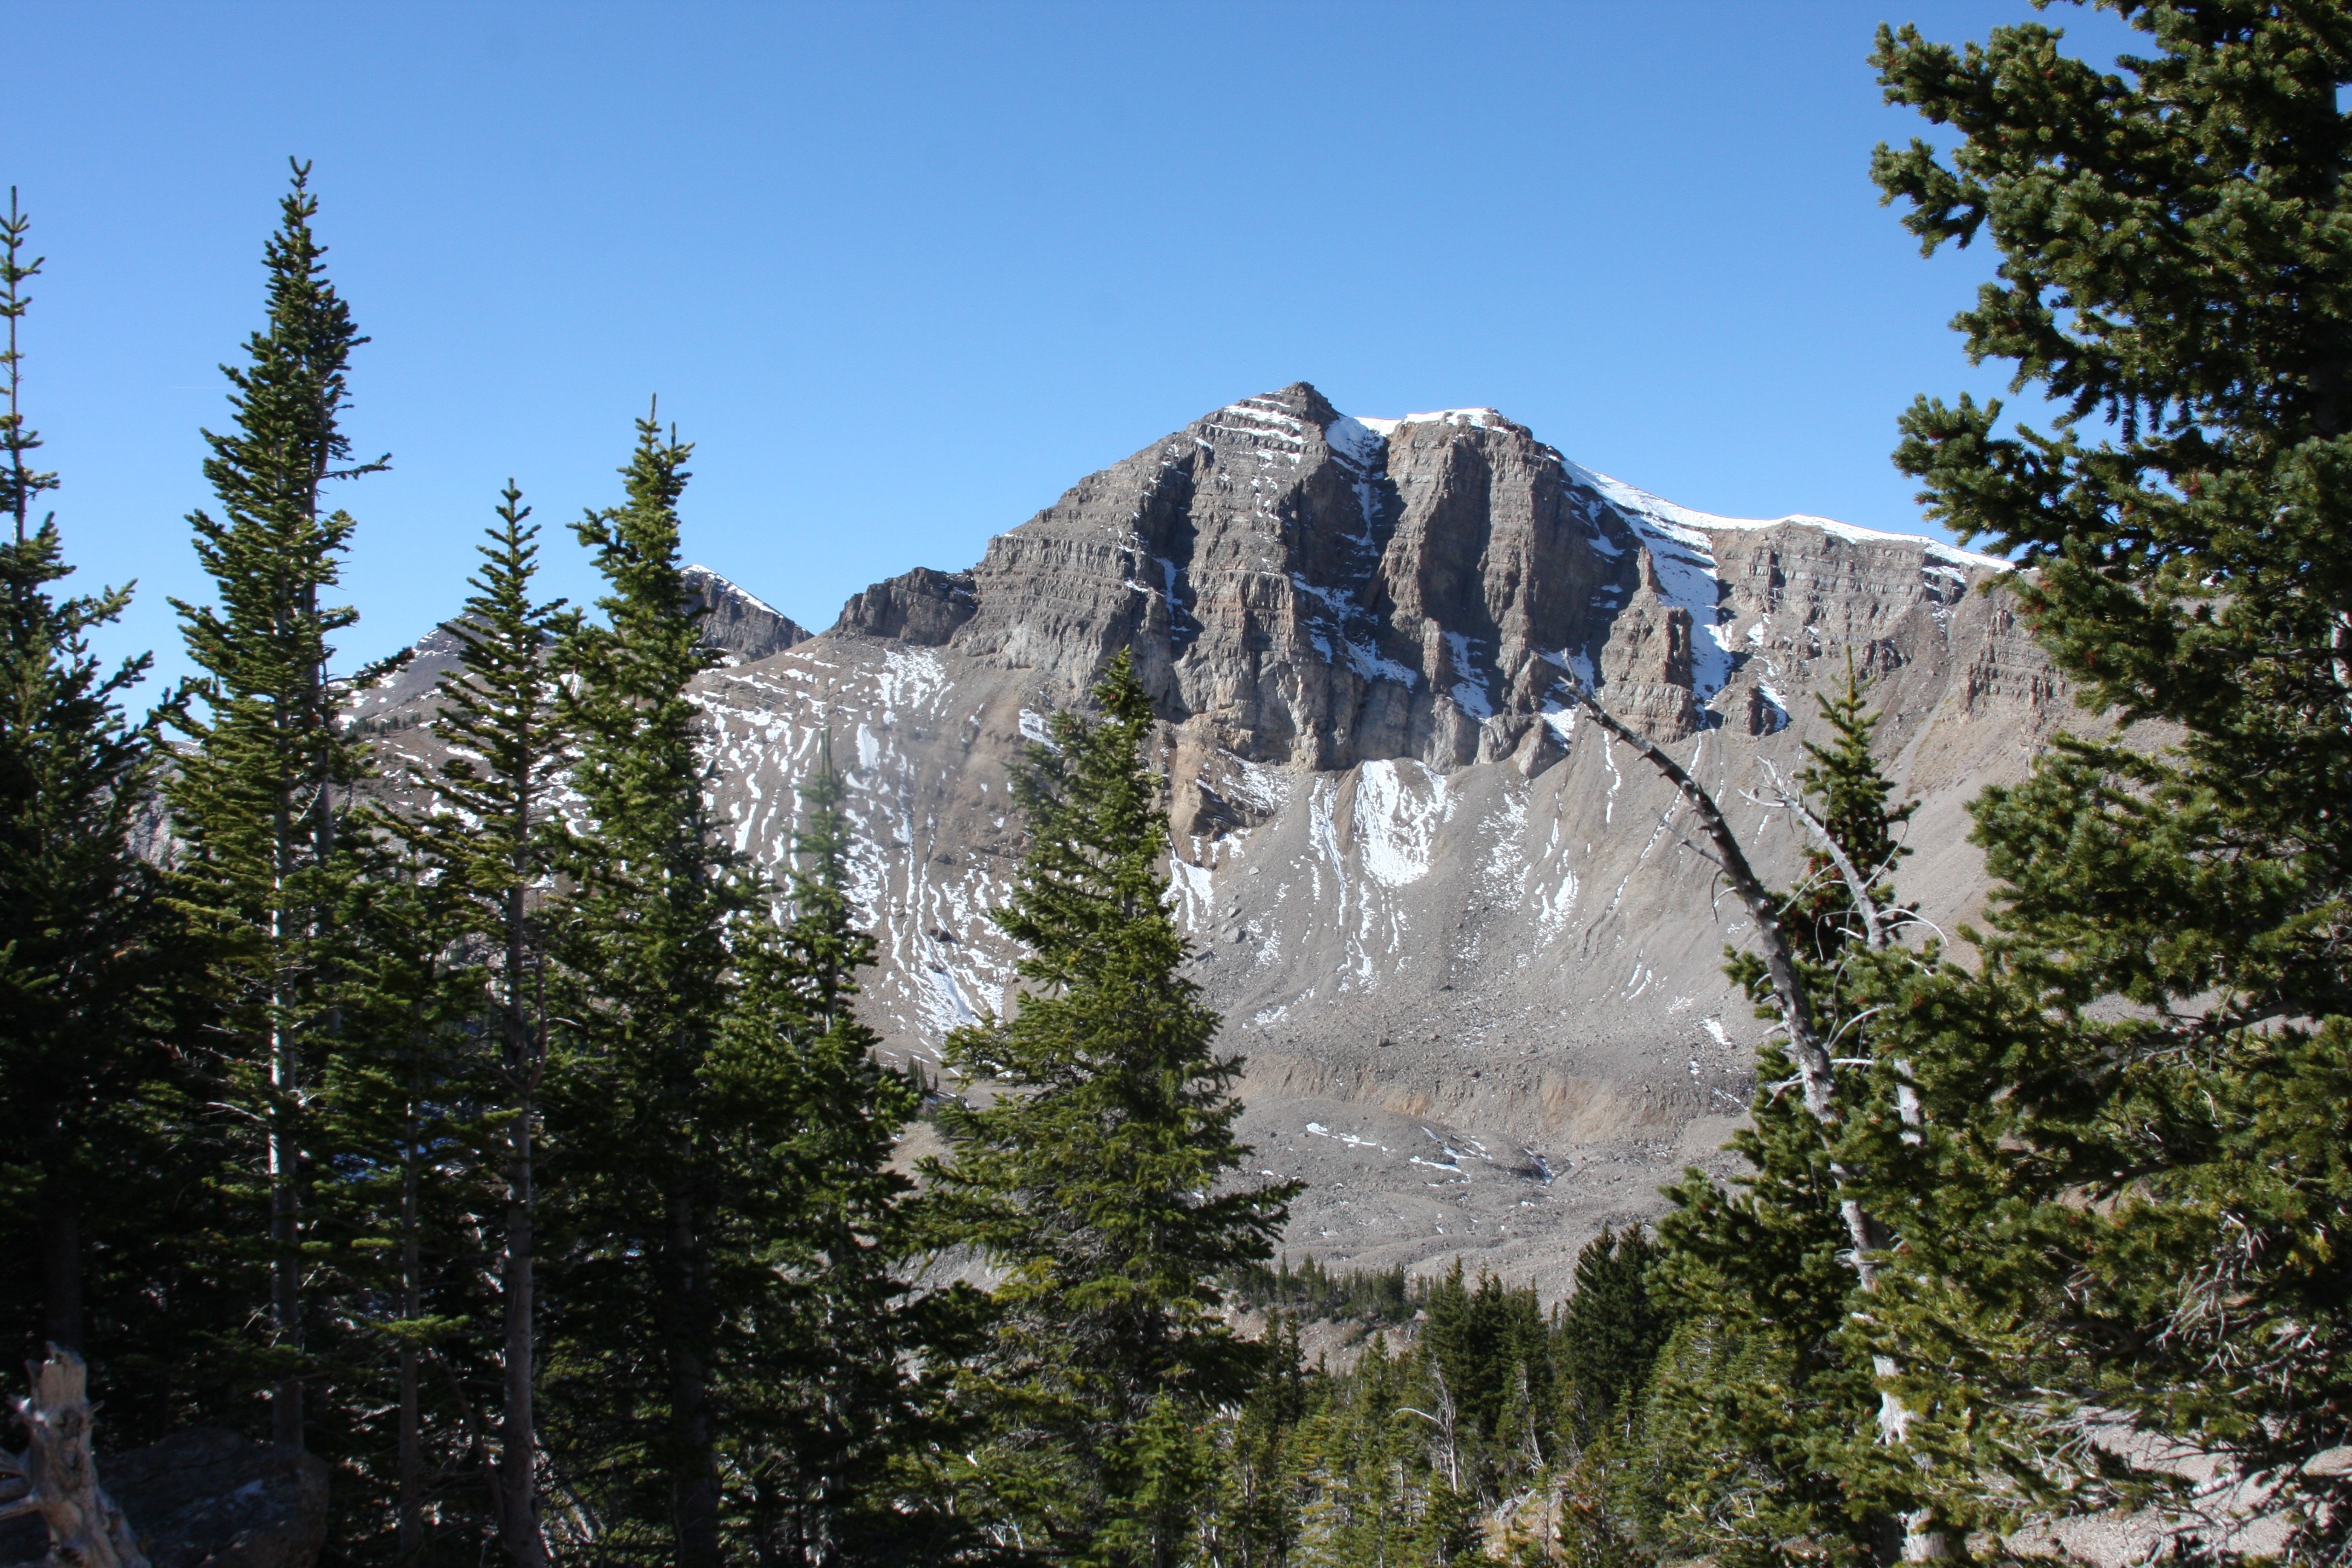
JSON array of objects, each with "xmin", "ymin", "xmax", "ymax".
[
  {"xmin": 1556, "ymin": 1227, "xmax": 1667, "ymax": 1448},
  {"xmin": 396, "ymin": 483, "xmax": 572, "ymax": 1567},
  {"xmin": 1645, "ymin": 678, "xmax": 1929, "ymax": 1568},
  {"xmin": 926, "ymin": 649, "xmax": 1299, "ymax": 1564},
  {"xmin": 1860, "ymin": 5, "xmax": 2352, "ymax": 1552},
  {"xmin": 166, "ymin": 160, "xmax": 382, "ymax": 1447},
  {"xmin": 316, "ymin": 829, "xmax": 489, "ymax": 1561},
  {"xmin": 716, "ymin": 742, "xmax": 979, "ymax": 1567},
  {"xmin": 0, "ymin": 191, "xmax": 187, "ymax": 1375},
  {"xmin": 540, "ymin": 407, "xmax": 751, "ymax": 1567}
]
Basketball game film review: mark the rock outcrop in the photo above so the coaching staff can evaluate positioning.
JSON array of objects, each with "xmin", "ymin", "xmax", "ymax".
[
  {"xmin": 683, "ymin": 564, "xmax": 809, "ymax": 663},
  {"xmin": 368, "ymin": 381, "xmax": 2061, "ymax": 1298}
]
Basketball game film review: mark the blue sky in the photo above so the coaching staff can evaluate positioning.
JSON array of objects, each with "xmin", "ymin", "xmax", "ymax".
[{"xmin": 15, "ymin": 1, "xmax": 2136, "ymax": 691}]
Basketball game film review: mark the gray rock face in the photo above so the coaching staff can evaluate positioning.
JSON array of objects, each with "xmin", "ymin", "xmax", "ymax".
[
  {"xmin": 372, "ymin": 382, "xmax": 2065, "ymax": 1299},
  {"xmin": 684, "ymin": 564, "xmax": 809, "ymax": 663},
  {"xmin": 834, "ymin": 566, "xmax": 978, "ymax": 645}
]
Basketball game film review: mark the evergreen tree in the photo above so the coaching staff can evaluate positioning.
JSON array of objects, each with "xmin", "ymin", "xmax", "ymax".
[
  {"xmin": 0, "ymin": 191, "xmax": 187, "ymax": 1373},
  {"xmin": 927, "ymin": 649, "xmax": 1299, "ymax": 1562},
  {"xmin": 1645, "ymin": 678, "xmax": 1927, "ymax": 1567},
  {"xmin": 1556, "ymin": 1227, "xmax": 1665, "ymax": 1447},
  {"xmin": 717, "ymin": 742, "xmax": 979, "ymax": 1566},
  {"xmin": 316, "ymin": 831, "xmax": 491, "ymax": 1561},
  {"xmin": 1863, "ymin": 5, "xmax": 2352, "ymax": 1550},
  {"xmin": 540, "ymin": 407, "xmax": 753, "ymax": 1567},
  {"xmin": 166, "ymin": 160, "xmax": 382, "ymax": 1446},
  {"xmin": 397, "ymin": 483, "xmax": 571, "ymax": 1566}
]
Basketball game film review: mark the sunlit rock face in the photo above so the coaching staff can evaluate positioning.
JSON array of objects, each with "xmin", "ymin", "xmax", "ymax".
[{"xmin": 366, "ymin": 382, "xmax": 2060, "ymax": 1299}]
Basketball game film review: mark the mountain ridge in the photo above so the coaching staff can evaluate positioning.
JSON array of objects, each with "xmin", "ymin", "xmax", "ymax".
[{"xmin": 368, "ymin": 381, "xmax": 2068, "ymax": 1296}]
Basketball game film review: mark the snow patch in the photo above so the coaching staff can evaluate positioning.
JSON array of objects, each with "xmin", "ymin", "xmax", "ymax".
[
  {"xmin": 1168, "ymin": 855, "xmax": 1214, "ymax": 933},
  {"xmin": 1443, "ymin": 631, "xmax": 1494, "ymax": 719},
  {"xmin": 683, "ymin": 563, "xmax": 786, "ymax": 620},
  {"xmin": 1225, "ymin": 754, "xmax": 1295, "ymax": 815},
  {"xmin": 1555, "ymin": 460, "xmax": 2012, "ymax": 573},
  {"xmin": 1355, "ymin": 759, "xmax": 1451, "ymax": 887},
  {"xmin": 1324, "ymin": 414, "xmax": 1385, "ymax": 469}
]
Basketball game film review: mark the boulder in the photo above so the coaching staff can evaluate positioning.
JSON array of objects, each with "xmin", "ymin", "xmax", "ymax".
[{"xmin": 105, "ymin": 1430, "xmax": 325, "ymax": 1568}]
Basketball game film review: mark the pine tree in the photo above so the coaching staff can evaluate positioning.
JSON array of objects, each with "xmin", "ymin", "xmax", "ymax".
[
  {"xmin": 1642, "ymin": 677, "xmax": 1929, "ymax": 1567},
  {"xmin": 316, "ymin": 831, "xmax": 489, "ymax": 1560},
  {"xmin": 0, "ymin": 191, "xmax": 186, "ymax": 1370},
  {"xmin": 1557, "ymin": 1227, "xmax": 1666, "ymax": 1447},
  {"xmin": 397, "ymin": 483, "xmax": 570, "ymax": 1566},
  {"xmin": 926, "ymin": 649, "xmax": 1299, "ymax": 1562},
  {"xmin": 540, "ymin": 407, "xmax": 751, "ymax": 1567},
  {"xmin": 1863, "ymin": 5, "xmax": 2352, "ymax": 1550},
  {"xmin": 166, "ymin": 160, "xmax": 382, "ymax": 1447},
  {"xmin": 716, "ymin": 742, "xmax": 979, "ymax": 1566}
]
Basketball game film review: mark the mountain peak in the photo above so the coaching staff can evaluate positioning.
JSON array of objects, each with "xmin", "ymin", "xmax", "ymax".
[{"xmin": 684, "ymin": 564, "xmax": 809, "ymax": 664}]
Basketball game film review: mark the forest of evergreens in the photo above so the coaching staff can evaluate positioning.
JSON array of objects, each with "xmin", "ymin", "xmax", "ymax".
[{"xmin": 5, "ymin": 4, "xmax": 2351, "ymax": 1564}]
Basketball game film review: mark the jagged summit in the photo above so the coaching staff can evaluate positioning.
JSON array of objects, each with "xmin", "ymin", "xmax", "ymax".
[
  {"xmin": 800, "ymin": 380, "xmax": 2014, "ymax": 771},
  {"xmin": 684, "ymin": 563, "xmax": 809, "ymax": 664}
]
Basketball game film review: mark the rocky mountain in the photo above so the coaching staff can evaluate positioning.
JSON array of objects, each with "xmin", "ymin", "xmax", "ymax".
[
  {"xmin": 369, "ymin": 382, "xmax": 2069, "ymax": 1298},
  {"xmin": 347, "ymin": 566, "xmax": 806, "ymax": 728},
  {"xmin": 684, "ymin": 563, "xmax": 811, "ymax": 663}
]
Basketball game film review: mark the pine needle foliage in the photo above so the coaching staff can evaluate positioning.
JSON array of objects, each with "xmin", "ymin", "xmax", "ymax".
[
  {"xmin": 716, "ymin": 743, "xmax": 981, "ymax": 1566},
  {"xmin": 1556, "ymin": 1228, "xmax": 1665, "ymax": 1448},
  {"xmin": 164, "ymin": 160, "xmax": 382, "ymax": 1447},
  {"xmin": 928, "ymin": 649, "xmax": 1299, "ymax": 1563},
  {"xmin": 1861, "ymin": 5, "xmax": 2352, "ymax": 1550},
  {"xmin": 1650, "ymin": 678, "xmax": 1923, "ymax": 1567},
  {"xmin": 538, "ymin": 408, "xmax": 748, "ymax": 1567},
  {"xmin": 0, "ymin": 192, "xmax": 191, "ymax": 1388},
  {"xmin": 386, "ymin": 482, "xmax": 573, "ymax": 1565}
]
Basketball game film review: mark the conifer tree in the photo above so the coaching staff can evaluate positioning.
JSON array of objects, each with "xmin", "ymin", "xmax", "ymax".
[
  {"xmin": 717, "ymin": 743, "xmax": 978, "ymax": 1567},
  {"xmin": 166, "ymin": 160, "xmax": 381, "ymax": 1446},
  {"xmin": 1638, "ymin": 677, "xmax": 1928, "ymax": 1567},
  {"xmin": 397, "ymin": 483, "xmax": 570, "ymax": 1566},
  {"xmin": 1556, "ymin": 1227, "xmax": 1665, "ymax": 1446},
  {"xmin": 0, "ymin": 191, "xmax": 185, "ymax": 1368},
  {"xmin": 541, "ymin": 408, "xmax": 751, "ymax": 1567},
  {"xmin": 317, "ymin": 831, "xmax": 488, "ymax": 1560},
  {"xmin": 1863, "ymin": 5, "xmax": 2352, "ymax": 1549},
  {"xmin": 927, "ymin": 649, "xmax": 1298, "ymax": 1563}
]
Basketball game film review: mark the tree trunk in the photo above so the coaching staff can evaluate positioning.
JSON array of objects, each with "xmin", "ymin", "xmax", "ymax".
[
  {"xmin": 269, "ymin": 1006, "xmax": 304, "ymax": 1451},
  {"xmin": 498, "ymin": 991, "xmax": 546, "ymax": 1567},
  {"xmin": 0, "ymin": 1349, "xmax": 151, "ymax": 1567},
  {"xmin": 38, "ymin": 1188, "xmax": 83, "ymax": 1357},
  {"xmin": 399, "ymin": 1138, "xmax": 423, "ymax": 1560},
  {"xmin": 665, "ymin": 1168, "xmax": 720, "ymax": 1568}
]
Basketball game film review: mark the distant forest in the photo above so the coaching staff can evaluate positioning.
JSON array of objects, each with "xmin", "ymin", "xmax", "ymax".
[{"xmin": 4, "ymin": 5, "xmax": 2350, "ymax": 1565}]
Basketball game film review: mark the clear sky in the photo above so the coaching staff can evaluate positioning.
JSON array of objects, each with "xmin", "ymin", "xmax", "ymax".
[{"xmin": 16, "ymin": 1, "xmax": 2135, "ymax": 692}]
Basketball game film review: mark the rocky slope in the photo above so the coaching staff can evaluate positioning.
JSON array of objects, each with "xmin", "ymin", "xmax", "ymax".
[{"xmin": 370, "ymin": 382, "xmax": 2067, "ymax": 1298}]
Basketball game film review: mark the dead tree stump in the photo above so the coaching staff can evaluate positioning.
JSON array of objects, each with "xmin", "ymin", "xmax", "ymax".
[{"xmin": 0, "ymin": 1348, "xmax": 149, "ymax": 1568}]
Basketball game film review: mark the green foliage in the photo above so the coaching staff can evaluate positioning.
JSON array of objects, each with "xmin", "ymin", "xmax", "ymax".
[
  {"xmin": 1862, "ymin": 3, "xmax": 2352, "ymax": 1549},
  {"xmin": 1647, "ymin": 676, "xmax": 1926, "ymax": 1566},
  {"xmin": 1227, "ymin": 1256, "xmax": 1421, "ymax": 1328},
  {"xmin": 537, "ymin": 409, "xmax": 751, "ymax": 1566},
  {"xmin": 715, "ymin": 744, "xmax": 982, "ymax": 1566},
  {"xmin": 162, "ymin": 160, "xmax": 384, "ymax": 1446},
  {"xmin": 1556, "ymin": 1229, "xmax": 1665, "ymax": 1445},
  {"xmin": 360, "ymin": 482, "xmax": 573, "ymax": 1566},
  {"xmin": 927, "ymin": 650, "xmax": 1299, "ymax": 1560},
  {"xmin": 1159, "ymin": 1249, "xmax": 1675, "ymax": 1568},
  {"xmin": 0, "ymin": 192, "xmax": 203, "ymax": 1417}
]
